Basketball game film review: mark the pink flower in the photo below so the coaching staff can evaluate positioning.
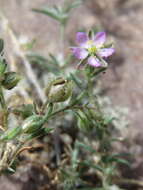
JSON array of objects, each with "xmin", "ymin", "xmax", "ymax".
[{"xmin": 71, "ymin": 31, "xmax": 115, "ymax": 67}]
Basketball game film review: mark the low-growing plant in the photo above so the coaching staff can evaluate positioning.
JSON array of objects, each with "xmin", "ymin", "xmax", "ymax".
[{"xmin": 0, "ymin": 0, "xmax": 141, "ymax": 189}]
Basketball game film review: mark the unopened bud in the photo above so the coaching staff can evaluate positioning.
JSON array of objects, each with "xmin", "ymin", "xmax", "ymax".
[
  {"xmin": 2, "ymin": 72, "xmax": 21, "ymax": 90},
  {"xmin": 45, "ymin": 77, "xmax": 72, "ymax": 103},
  {"xmin": 22, "ymin": 115, "xmax": 44, "ymax": 134}
]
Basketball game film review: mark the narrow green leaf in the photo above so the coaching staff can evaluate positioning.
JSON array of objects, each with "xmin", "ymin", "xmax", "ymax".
[
  {"xmin": 80, "ymin": 160, "xmax": 104, "ymax": 172},
  {"xmin": 69, "ymin": 72, "xmax": 82, "ymax": 88},
  {"xmin": 64, "ymin": 0, "xmax": 82, "ymax": 12},
  {"xmin": 25, "ymin": 127, "xmax": 53, "ymax": 140},
  {"xmin": 70, "ymin": 91, "xmax": 87, "ymax": 106},
  {"xmin": 76, "ymin": 141, "xmax": 96, "ymax": 153},
  {"xmin": 115, "ymin": 158, "xmax": 130, "ymax": 167},
  {"xmin": 102, "ymin": 154, "xmax": 130, "ymax": 167},
  {"xmin": 26, "ymin": 52, "xmax": 48, "ymax": 64},
  {"xmin": 32, "ymin": 7, "xmax": 60, "ymax": 20},
  {"xmin": 26, "ymin": 52, "xmax": 60, "ymax": 74},
  {"xmin": 0, "ymin": 39, "xmax": 4, "ymax": 53},
  {"xmin": 32, "ymin": 7, "xmax": 68, "ymax": 23},
  {"xmin": 49, "ymin": 53, "xmax": 60, "ymax": 66},
  {"xmin": 0, "ymin": 127, "xmax": 22, "ymax": 141}
]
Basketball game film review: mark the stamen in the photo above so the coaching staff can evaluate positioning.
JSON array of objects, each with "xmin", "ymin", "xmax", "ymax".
[{"xmin": 88, "ymin": 46, "xmax": 97, "ymax": 55}]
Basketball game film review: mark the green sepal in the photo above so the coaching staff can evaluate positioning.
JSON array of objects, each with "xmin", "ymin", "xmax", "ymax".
[
  {"xmin": 88, "ymin": 29, "xmax": 94, "ymax": 39},
  {"xmin": 2, "ymin": 72, "xmax": 21, "ymax": 90}
]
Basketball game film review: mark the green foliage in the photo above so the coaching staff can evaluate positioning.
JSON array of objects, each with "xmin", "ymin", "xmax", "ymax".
[
  {"xmin": 33, "ymin": 6, "xmax": 68, "ymax": 25},
  {"xmin": 32, "ymin": 0, "xmax": 83, "ymax": 26},
  {"xmin": 11, "ymin": 104, "xmax": 35, "ymax": 119}
]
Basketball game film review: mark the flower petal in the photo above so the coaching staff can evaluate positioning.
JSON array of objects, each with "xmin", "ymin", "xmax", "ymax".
[
  {"xmin": 76, "ymin": 32, "xmax": 88, "ymax": 45},
  {"xmin": 98, "ymin": 48, "xmax": 115, "ymax": 58},
  {"xmin": 71, "ymin": 47, "xmax": 88, "ymax": 60},
  {"xmin": 87, "ymin": 56, "xmax": 101, "ymax": 67},
  {"xmin": 94, "ymin": 32, "xmax": 106, "ymax": 47}
]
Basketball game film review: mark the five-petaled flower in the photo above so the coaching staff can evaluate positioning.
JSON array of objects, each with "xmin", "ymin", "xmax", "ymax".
[{"xmin": 71, "ymin": 31, "xmax": 115, "ymax": 67}]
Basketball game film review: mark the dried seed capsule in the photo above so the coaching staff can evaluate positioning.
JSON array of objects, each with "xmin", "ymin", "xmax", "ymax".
[
  {"xmin": 45, "ymin": 77, "xmax": 73, "ymax": 103},
  {"xmin": 2, "ymin": 72, "xmax": 21, "ymax": 90}
]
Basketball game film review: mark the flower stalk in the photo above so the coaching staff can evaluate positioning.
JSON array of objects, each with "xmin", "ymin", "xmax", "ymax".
[{"xmin": 0, "ymin": 85, "xmax": 6, "ymax": 109}]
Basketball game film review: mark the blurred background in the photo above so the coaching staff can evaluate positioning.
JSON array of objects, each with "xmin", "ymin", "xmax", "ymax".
[{"xmin": 0, "ymin": 0, "xmax": 143, "ymax": 189}]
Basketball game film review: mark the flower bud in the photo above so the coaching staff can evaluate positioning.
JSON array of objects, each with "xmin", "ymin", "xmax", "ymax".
[
  {"xmin": 2, "ymin": 72, "xmax": 21, "ymax": 90},
  {"xmin": 22, "ymin": 115, "xmax": 44, "ymax": 134},
  {"xmin": 45, "ymin": 77, "xmax": 73, "ymax": 103}
]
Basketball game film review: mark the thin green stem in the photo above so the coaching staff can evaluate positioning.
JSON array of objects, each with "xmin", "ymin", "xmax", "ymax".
[
  {"xmin": 44, "ymin": 104, "xmax": 86, "ymax": 121},
  {"xmin": 0, "ymin": 85, "xmax": 6, "ymax": 109},
  {"xmin": 95, "ymin": 53, "xmax": 108, "ymax": 68},
  {"xmin": 0, "ymin": 85, "xmax": 8, "ymax": 129},
  {"xmin": 60, "ymin": 23, "xmax": 65, "ymax": 58},
  {"xmin": 43, "ymin": 102, "xmax": 54, "ymax": 122},
  {"xmin": 49, "ymin": 105, "xmax": 70, "ymax": 118},
  {"xmin": 40, "ymin": 99, "xmax": 49, "ymax": 114}
]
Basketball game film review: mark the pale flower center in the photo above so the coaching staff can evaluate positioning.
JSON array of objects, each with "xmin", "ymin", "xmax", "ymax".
[{"xmin": 86, "ymin": 41, "xmax": 97, "ymax": 55}]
